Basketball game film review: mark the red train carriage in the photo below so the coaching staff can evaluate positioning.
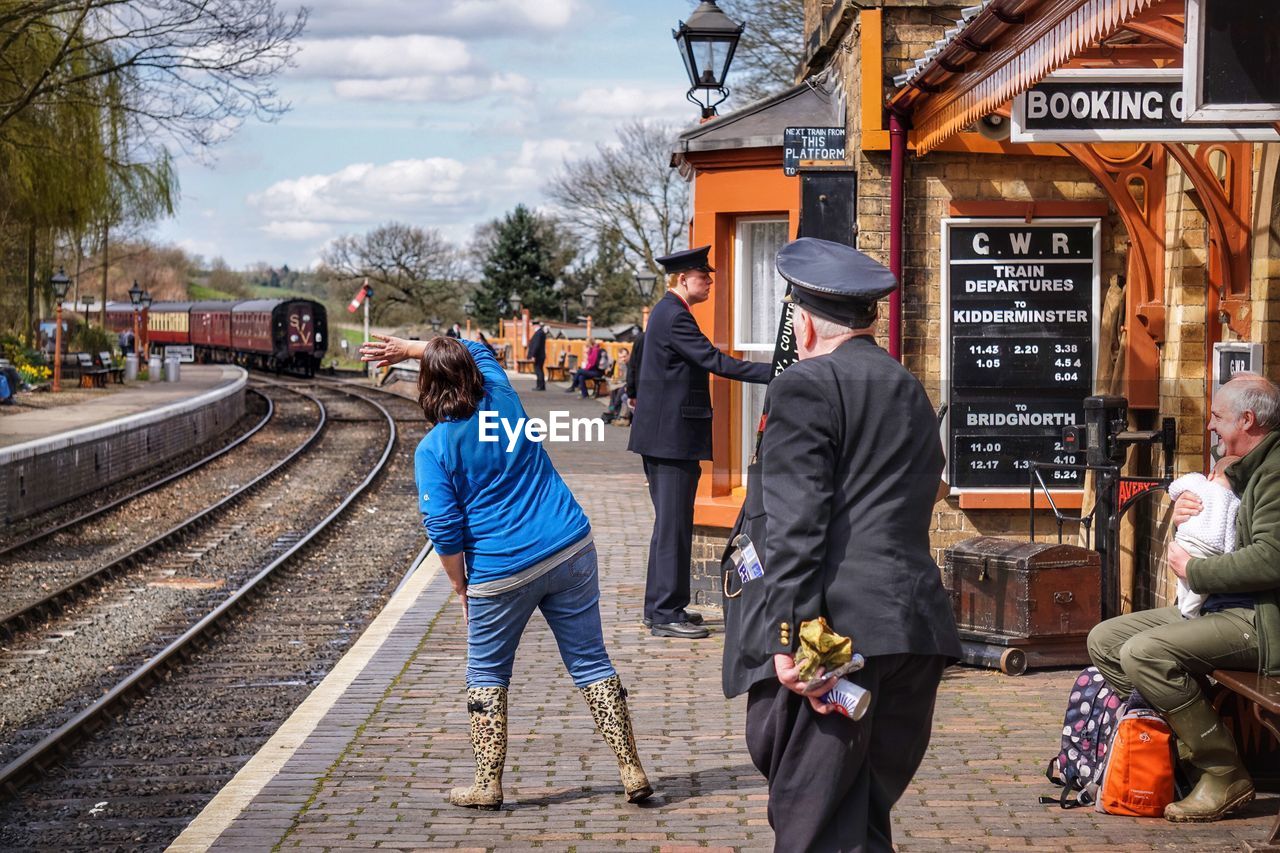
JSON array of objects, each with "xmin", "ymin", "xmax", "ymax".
[
  {"xmin": 143, "ymin": 302, "xmax": 193, "ymax": 346},
  {"xmin": 190, "ymin": 301, "xmax": 233, "ymax": 353},
  {"xmin": 230, "ymin": 299, "xmax": 327, "ymax": 375}
]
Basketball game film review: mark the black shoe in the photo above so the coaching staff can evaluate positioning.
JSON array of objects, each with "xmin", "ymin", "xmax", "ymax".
[
  {"xmin": 650, "ymin": 620, "xmax": 710, "ymax": 639},
  {"xmin": 564, "ymin": 387, "xmax": 577, "ymax": 393},
  {"xmin": 680, "ymin": 609, "xmax": 705, "ymax": 626}
]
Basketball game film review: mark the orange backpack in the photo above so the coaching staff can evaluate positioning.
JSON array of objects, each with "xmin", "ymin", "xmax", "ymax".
[{"xmin": 1095, "ymin": 707, "xmax": 1178, "ymax": 817}]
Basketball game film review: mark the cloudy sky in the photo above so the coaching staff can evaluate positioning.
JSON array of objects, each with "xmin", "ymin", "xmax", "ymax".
[{"xmin": 154, "ymin": 0, "xmax": 703, "ymax": 269}]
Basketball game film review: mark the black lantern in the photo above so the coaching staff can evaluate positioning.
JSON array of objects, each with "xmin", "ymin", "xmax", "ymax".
[
  {"xmin": 50, "ymin": 267, "xmax": 71, "ymax": 301},
  {"xmin": 674, "ymin": 1, "xmax": 743, "ymax": 119},
  {"xmin": 633, "ymin": 269, "xmax": 658, "ymax": 301},
  {"xmin": 582, "ymin": 285, "xmax": 599, "ymax": 313},
  {"xmin": 463, "ymin": 298, "xmax": 476, "ymax": 317},
  {"xmin": 430, "ymin": 315, "xmax": 441, "ymax": 332},
  {"xmin": 140, "ymin": 290, "xmax": 153, "ymax": 310},
  {"xmin": 128, "ymin": 279, "xmax": 143, "ymax": 307},
  {"xmin": 509, "ymin": 291, "xmax": 522, "ymax": 315}
]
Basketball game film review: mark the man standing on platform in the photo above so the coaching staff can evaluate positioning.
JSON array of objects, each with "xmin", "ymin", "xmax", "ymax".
[
  {"xmin": 629, "ymin": 245, "xmax": 772, "ymax": 639},
  {"xmin": 722, "ymin": 238, "xmax": 961, "ymax": 851},
  {"xmin": 527, "ymin": 319, "xmax": 547, "ymax": 391}
]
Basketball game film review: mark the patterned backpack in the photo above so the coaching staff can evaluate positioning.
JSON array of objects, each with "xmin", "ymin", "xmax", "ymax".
[{"xmin": 1041, "ymin": 666, "xmax": 1126, "ymax": 808}]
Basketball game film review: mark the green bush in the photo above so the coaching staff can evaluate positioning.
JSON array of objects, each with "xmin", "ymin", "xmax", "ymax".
[
  {"xmin": 72, "ymin": 324, "xmax": 115, "ymax": 356},
  {"xmin": 0, "ymin": 333, "xmax": 47, "ymax": 368}
]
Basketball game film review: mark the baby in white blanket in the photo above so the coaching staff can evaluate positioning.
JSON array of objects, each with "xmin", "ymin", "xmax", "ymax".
[{"xmin": 1167, "ymin": 455, "xmax": 1241, "ymax": 618}]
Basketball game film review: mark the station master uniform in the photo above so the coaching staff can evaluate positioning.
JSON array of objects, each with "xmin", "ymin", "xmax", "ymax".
[
  {"xmin": 629, "ymin": 246, "xmax": 773, "ymax": 637},
  {"xmin": 722, "ymin": 238, "xmax": 962, "ymax": 852}
]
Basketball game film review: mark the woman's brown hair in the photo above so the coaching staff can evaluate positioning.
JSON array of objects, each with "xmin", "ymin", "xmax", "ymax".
[{"xmin": 417, "ymin": 337, "xmax": 486, "ymax": 424}]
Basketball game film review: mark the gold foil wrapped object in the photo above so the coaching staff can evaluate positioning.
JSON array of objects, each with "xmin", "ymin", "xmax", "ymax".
[{"xmin": 794, "ymin": 617, "xmax": 852, "ymax": 682}]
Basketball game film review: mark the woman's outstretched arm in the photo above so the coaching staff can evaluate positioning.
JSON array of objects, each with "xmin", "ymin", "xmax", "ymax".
[{"xmin": 360, "ymin": 333, "xmax": 426, "ymax": 367}]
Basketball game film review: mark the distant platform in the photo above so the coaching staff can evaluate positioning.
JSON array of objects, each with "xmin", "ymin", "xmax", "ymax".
[{"xmin": 0, "ymin": 365, "xmax": 246, "ymax": 522}]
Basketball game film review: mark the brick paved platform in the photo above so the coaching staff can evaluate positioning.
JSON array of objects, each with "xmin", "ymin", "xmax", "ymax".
[{"xmin": 173, "ymin": 373, "xmax": 1278, "ymax": 852}]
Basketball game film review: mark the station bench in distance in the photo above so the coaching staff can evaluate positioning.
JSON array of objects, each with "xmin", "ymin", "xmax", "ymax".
[{"xmin": 1212, "ymin": 669, "xmax": 1280, "ymax": 850}]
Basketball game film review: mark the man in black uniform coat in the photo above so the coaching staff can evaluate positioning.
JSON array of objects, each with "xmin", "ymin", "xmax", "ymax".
[
  {"xmin": 722, "ymin": 238, "xmax": 961, "ymax": 851},
  {"xmin": 630, "ymin": 245, "xmax": 773, "ymax": 639},
  {"xmin": 527, "ymin": 319, "xmax": 547, "ymax": 390}
]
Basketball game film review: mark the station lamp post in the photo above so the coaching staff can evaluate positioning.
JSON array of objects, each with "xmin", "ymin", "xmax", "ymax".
[
  {"xmin": 430, "ymin": 315, "xmax": 441, "ymax": 334},
  {"xmin": 50, "ymin": 268, "xmax": 71, "ymax": 392},
  {"xmin": 634, "ymin": 268, "xmax": 658, "ymax": 330},
  {"xmin": 673, "ymin": 1, "xmax": 744, "ymax": 120},
  {"xmin": 508, "ymin": 291, "xmax": 523, "ymax": 341},
  {"xmin": 140, "ymin": 289, "xmax": 153, "ymax": 357},
  {"xmin": 128, "ymin": 280, "xmax": 143, "ymax": 357},
  {"xmin": 463, "ymin": 298, "xmax": 475, "ymax": 338},
  {"xmin": 553, "ymin": 279, "xmax": 569, "ymax": 324},
  {"xmin": 582, "ymin": 285, "xmax": 598, "ymax": 340}
]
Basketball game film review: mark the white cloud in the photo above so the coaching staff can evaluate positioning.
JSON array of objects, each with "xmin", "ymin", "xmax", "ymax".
[
  {"xmin": 261, "ymin": 220, "xmax": 335, "ymax": 241},
  {"xmin": 331, "ymin": 72, "xmax": 532, "ymax": 102},
  {"xmin": 557, "ymin": 86, "xmax": 691, "ymax": 122},
  {"xmin": 301, "ymin": 0, "xmax": 577, "ymax": 38},
  {"xmin": 292, "ymin": 36, "xmax": 473, "ymax": 79},
  {"xmin": 248, "ymin": 157, "xmax": 480, "ymax": 225}
]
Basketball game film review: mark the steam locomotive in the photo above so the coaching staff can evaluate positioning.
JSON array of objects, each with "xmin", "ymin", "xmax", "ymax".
[{"xmin": 104, "ymin": 298, "xmax": 328, "ymax": 376}]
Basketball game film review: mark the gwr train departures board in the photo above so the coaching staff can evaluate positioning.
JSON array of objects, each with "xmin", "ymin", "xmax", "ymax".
[{"xmin": 942, "ymin": 218, "xmax": 1101, "ymax": 490}]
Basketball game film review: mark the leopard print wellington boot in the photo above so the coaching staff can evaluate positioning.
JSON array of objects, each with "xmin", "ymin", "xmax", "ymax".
[
  {"xmin": 448, "ymin": 686, "xmax": 507, "ymax": 810},
  {"xmin": 581, "ymin": 675, "xmax": 653, "ymax": 803}
]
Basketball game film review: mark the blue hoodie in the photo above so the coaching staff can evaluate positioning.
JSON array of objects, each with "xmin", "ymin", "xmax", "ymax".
[{"xmin": 414, "ymin": 340, "xmax": 590, "ymax": 584}]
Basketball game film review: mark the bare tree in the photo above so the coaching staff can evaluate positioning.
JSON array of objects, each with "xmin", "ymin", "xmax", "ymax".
[
  {"xmin": 0, "ymin": 0, "xmax": 306, "ymax": 151},
  {"xmin": 715, "ymin": 0, "xmax": 804, "ymax": 103},
  {"xmin": 546, "ymin": 120, "xmax": 689, "ymax": 274},
  {"xmin": 321, "ymin": 222, "xmax": 462, "ymax": 325}
]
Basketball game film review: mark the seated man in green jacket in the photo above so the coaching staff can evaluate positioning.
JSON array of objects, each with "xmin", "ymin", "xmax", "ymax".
[{"xmin": 1088, "ymin": 372, "xmax": 1280, "ymax": 822}]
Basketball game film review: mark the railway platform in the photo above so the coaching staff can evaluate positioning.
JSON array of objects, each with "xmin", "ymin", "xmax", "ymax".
[
  {"xmin": 0, "ymin": 364, "xmax": 245, "ymax": 522},
  {"xmin": 172, "ymin": 377, "xmax": 1277, "ymax": 853}
]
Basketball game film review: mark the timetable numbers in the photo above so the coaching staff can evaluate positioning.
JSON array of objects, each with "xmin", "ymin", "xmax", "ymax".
[
  {"xmin": 967, "ymin": 441, "xmax": 1003, "ymax": 453},
  {"xmin": 1055, "ymin": 357, "xmax": 1082, "ymax": 368},
  {"xmin": 1054, "ymin": 343, "xmax": 1079, "ymax": 354},
  {"xmin": 969, "ymin": 344, "xmax": 1000, "ymax": 355},
  {"xmin": 1012, "ymin": 344, "xmax": 1039, "ymax": 355},
  {"xmin": 969, "ymin": 460, "xmax": 1000, "ymax": 471},
  {"xmin": 975, "ymin": 358, "xmax": 1001, "ymax": 369},
  {"xmin": 1054, "ymin": 372, "xmax": 1079, "ymax": 383}
]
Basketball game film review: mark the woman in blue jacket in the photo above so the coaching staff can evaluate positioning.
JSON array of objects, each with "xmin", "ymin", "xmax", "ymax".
[{"xmin": 362, "ymin": 333, "xmax": 651, "ymax": 810}]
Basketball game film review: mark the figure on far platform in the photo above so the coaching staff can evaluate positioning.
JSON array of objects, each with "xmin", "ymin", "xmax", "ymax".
[
  {"xmin": 527, "ymin": 318, "xmax": 548, "ymax": 391},
  {"xmin": 628, "ymin": 245, "xmax": 772, "ymax": 639}
]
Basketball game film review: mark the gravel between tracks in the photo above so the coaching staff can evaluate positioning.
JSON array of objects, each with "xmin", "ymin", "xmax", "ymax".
[{"xmin": 0, "ymin": 386, "xmax": 389, "ymax": 768}]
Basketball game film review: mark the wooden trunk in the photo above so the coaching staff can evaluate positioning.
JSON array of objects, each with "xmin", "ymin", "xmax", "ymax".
[{"xmin": 943, "ymin": 536, "xmax": 1102, "ymax": 671}]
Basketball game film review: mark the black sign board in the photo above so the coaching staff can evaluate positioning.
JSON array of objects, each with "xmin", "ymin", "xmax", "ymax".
[
  {"xmin": 783, "ymin": 127, "xmax": 846, "ymax": 177},
  {"xmin": 1011, "ymin": 70, "xmax": 1278, "ymax": 142},
  {"xmin": 1184, "ymin": 0, "xmax": 1280, "ymax": 122},
  {"xmin": 944, "ymin": 220, "xmax": 1099, "ymax": 489}
]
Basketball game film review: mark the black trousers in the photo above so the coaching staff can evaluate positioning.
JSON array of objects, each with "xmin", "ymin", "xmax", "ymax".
[
  {"xmin": 641, "ymin": 455, "xmax": 701, "ymax": 624},
  {"xmin": 533, "ymin": 356, "xmax": 545, "ymax": 390},
  {"xmin": 745, "ymin": 654, "xmax": 948, "ymax": 853}
]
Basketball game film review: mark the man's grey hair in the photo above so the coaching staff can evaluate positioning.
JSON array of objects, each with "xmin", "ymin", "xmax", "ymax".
[
  {"xmin": 1222, "ymin": 372, "xmax": 1280, "ymax": 430},
  {"xmin": 797, "ymin": 306, "xmax": 876, "ymax": 340}
]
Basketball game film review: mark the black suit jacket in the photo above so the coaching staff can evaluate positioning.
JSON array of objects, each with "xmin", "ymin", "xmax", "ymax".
[
  {"xmin": 527, "ymin": 327, "xmax": 546, "ymax": 360},
  {"xmin": 627, "ymin": 292, "xmax": 772, "ymax": 461},
  {"xmin": 722, "ymin": 336, "xmax": 962, "ymax": 697},
  {"xmin": 625, "ymin": 331, "xmax": 643, "ymax": 400}
]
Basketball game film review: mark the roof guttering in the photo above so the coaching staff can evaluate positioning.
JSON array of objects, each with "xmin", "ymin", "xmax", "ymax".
[{"xmin": 886, "ymin": 0, "xmax": 1161, "ymax": 154}]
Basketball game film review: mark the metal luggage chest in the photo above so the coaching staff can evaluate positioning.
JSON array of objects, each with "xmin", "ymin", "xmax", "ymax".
[{"xmin": 942, "ymin": 536, "xmax": 1102, "ymax": 674}]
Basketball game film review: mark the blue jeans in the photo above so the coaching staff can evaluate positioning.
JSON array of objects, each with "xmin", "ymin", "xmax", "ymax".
[{"xmin": 466, "ymin": 544, "xmax": 616, "ymax": 689}]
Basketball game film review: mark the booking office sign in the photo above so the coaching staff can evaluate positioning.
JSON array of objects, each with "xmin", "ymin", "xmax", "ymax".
[{"xmin": 941, "ymin": 218, "xmax": 1101, "ymax": 491}]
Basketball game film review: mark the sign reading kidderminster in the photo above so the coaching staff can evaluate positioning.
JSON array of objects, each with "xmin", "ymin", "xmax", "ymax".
[{"xmin": 943, "ymin": 219, "xmax": 1101, "ymax": 490}]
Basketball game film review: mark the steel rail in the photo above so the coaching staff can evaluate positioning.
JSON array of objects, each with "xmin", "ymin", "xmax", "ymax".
[
  {"xmin": 0, "ymin": 386, "xmax": 327, "ymax": 638},
  {"xmin": 0, "ymin": 386, "xmax": 397, "ymax": 796},
  {"xmin": 0, "ymin": 387, "xmax": 277, "ymax": 560}
]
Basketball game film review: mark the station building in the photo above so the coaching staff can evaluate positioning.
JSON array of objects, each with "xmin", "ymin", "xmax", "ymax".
[{"xmin": 676, "ymin": 0, "xmax": 1280, "ymax": 616}]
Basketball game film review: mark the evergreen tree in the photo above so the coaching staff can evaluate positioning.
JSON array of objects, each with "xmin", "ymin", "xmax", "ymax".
[
  {"xmin": 568, "ymin": 229, "xmax": 642, "ymax": 327},
  {"xmin": 472, "ymin": 205, "xmax": 574, "ymax": 323}
]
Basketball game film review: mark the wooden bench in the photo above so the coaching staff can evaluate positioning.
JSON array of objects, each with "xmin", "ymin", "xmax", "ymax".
[
  {"xmin": 98, "ymin": 351, "xmax": 125, "ymax": 384},
  {"xmin": 1212, "ymin": 669, "xmax": 1280, "ymax": 849},
  {"xmin": 74, "ymin": 352, "xmax": 108, "ymax": 388},
  {"xmin": 591, "ymin": 377, "xmax": 610, "ymax": 398},
  {"xmin": 545, "ymin": 352, "xmax": 570, "ymax": 382},
  {"xmin": 515, "ymin": 358, "xmax": 535, "ymax": 374}
]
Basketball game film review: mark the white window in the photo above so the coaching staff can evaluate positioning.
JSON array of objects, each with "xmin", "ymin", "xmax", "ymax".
[
  {"xmin": 733, "ymin": 217, "xmax": 790, "ymax": 351},
  {"xmin": 733, "ymin": 217, "xmax": 788, "ymax": 476}
]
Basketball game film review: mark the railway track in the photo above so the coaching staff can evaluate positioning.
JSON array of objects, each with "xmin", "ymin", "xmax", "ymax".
[
  {"xmin": 0, "ymin": 381, "xmax": 428, "ymax": 851},
  {"xmin": 0, "ymin": 385, "xmax": 403, "ymax": 794},
  {"xmin": 0, "ymin": 388, "xmax": 273, "ymax": 550},
  {"xmin": 0, "ymin": 384, "xmax": 327, "ymax": 638}
]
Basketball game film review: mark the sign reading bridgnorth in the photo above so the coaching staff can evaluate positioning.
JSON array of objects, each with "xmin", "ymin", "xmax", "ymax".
[
  {"xmin": 1011, "ymin": 70, "xmax": 1279, "ymax": 143},
  {"xmin": 782, "ymin": 127, "xmax": 846, "ymax": 177},
  {"xmin": 942, "ymin": 219, "xmax": 1101, "ymax": 490}
]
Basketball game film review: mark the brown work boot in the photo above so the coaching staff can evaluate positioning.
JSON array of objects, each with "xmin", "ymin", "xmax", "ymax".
[
  {"xmin": 448, "ymin": 686, "xmax": 507, "ymax": 810},
  {"xmin": 1163, "ymin": 699, "xmax": 1254, "ymax": 822},
  {"xmin": 581, "ymin": 675, "xmax": 653, "ymax": 803}
]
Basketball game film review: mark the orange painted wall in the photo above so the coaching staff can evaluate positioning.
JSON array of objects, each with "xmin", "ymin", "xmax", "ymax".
[{"xmin": 682, "ymin": 150, "xmax": 799, "ymax": 528}]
